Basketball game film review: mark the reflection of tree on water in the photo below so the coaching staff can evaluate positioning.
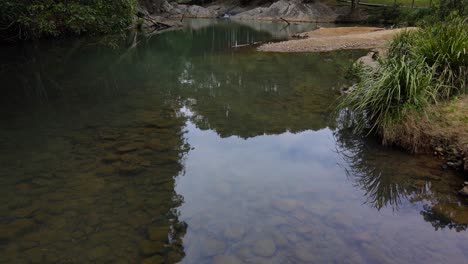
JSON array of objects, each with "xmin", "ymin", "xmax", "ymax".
[
  {"xmin": 334, "ymin": 112, "xmax": 468, "ymax": 231},
  {"xmin": 334, "ymin": 124, "xmax": 414, "ymax": 211},
  {"xmin": 178, "ymin": 51, "xmax": 360, "ymax": 138}
]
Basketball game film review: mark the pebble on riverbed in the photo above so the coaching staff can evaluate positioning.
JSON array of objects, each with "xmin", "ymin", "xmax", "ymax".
[{"xmin": 252, "ymin": 239, "xmax": 277, "ymax": 257}]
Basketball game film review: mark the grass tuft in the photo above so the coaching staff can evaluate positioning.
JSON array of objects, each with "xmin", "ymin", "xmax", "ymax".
[{"xmin": 340, "ymin": 17, "xmax": 467, "ymax": 149}]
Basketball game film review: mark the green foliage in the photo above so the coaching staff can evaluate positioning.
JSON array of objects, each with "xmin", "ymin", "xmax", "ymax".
[
  {"xmin": 343, "ymin": 52, "xmax": 438, "ymax": 134},
  {"xmin": 0, "ymin": 0, "xmax": 137, "ymax": 41},
  {"xmin": 341, "ymin": 17, "xmax": 468, "ymax": 139},
  {"xmin": 414, "ymin": 17, "xmax": 468, "ymax": 92},
  {"xmin": 366, "ymin": 0, "xmax": 468, "ymax": 26}
]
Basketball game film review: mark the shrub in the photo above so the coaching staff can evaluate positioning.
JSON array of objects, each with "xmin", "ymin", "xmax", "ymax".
[
  {"xmin": 0, "ymin": 0, "xmax": 137, "ymax": 41},
  {"xmin": 341, "ymin": 17, "xmax": 467, "ymax": 144},
  {"xmin": 343, "ymin": 53, "xmax": 438, "ymax": 137}
]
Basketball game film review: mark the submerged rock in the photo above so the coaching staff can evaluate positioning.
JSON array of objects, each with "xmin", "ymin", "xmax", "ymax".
[
  {"xmin": 88, "ymin": 245, "xmax": 111, "ymax": 260},
  {"xmin": 141, "ymin": 255, "xmax": 164, "ymax": 264},
  {"xmin": 271, "ymin": 231, "xmax": 288, "ymax": 247},
  {"xmin": 101, "ymin": 154, "xmax": 120, "ymax": 163},
  {"xmin": 0, "ymin": 219, "xmax": 35, "ymax": 240},
  {"xmin": 223, "ymin": 225, "xmax": 246, "ymax": 241},
  {"xmin": 213, "ymin": 255, "xmax": 245, "ymax": 264},
  {"xmin": 294, "ymin": 246, "xmax": 315, "ymax": 262},
  {"xmin": 116, "ymin": 143, "xmax": 142, "ymax": 153},
  {"xmin": 148, "ymin": 226, "xmax": 170, "ymax": 242},
  {"xmin": 459, "ymin": 186, "xmax": 468, "ymax": 196},
  {"xmin": 139, "ymin": 239, "xmax": 165, "ymax": 255},
  {"xmin": 119, "ymin": 163, "xmax": 144, "ymax": 175},
  {"xmin": 252, "ymin": 239, "xmax": 276, "ymax": 257},
  {"xmin": 356, "ymin": 52, "xmax": 379, "ymax": 70},
  {"xmin": 199, "ymin": 236, "xmax": 226, "ymax": 257},
  {"xmin": 272, "ymin": 198, "xmax": 298, "ymax": 212},
  {"xmin": 463, "ymin": 153, "xmax": 468, "ymax": 174}
]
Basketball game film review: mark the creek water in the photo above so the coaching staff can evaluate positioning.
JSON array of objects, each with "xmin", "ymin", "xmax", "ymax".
[{"xmin": 0, "ymin": 19, "xmax": 467, "ymax": 264}]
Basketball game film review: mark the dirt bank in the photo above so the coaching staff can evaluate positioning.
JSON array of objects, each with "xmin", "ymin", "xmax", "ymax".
[
  {"xmin": 394, "ymin": 96, "xmax": 468, "ymax": 176},
  {"xmin": 258, "ymin": 27, "xmax": 417, "ymax": 52}
]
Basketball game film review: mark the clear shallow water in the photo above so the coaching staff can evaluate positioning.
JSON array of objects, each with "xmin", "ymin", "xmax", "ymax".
[{"xmin": 0, "ymin": 19, "xmax": 467, "ymax": 264}]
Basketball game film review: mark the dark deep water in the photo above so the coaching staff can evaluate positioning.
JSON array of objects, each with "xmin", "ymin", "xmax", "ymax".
[{"xmin": 0, "ymin": 19, "xmax": 467, "ymax": 264}]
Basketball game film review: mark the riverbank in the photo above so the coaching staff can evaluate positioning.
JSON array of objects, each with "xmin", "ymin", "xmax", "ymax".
[
  {"xmin": 258, "ymin": 27, "xmax": 417, "ymax": 52},
  {"xmin": 393, "ymin": 95, "xmax": 468, "ymax": 175},
  {"xmin": 259, "ymin": 24, "xmax": 467, "ymax": 177}
]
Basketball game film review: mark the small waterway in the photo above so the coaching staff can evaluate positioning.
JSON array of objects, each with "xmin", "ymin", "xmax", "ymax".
[{"xmin": 0, "ymin": 19, "xmax": 467, "ymax": 264}]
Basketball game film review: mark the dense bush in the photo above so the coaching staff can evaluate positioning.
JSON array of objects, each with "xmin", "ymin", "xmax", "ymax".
[
  {"xmin": 341, "ymin": 17, "xmax": 467, "ymax": 142},
  {"xmin": 366, "ymin": 0, "xmax": 468, "ymax": 26},
  {"xmin": 0, "ymin": 0, "xmax": 137, "ymax": 41}
]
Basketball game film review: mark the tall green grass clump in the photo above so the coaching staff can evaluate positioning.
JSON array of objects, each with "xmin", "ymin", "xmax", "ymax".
[
  {"xmin": 413, "ymin": 17, "xmax": 468, "ymax": 94},
  {"xmin": 341, "ymin": 17, "xmax": 467, "ymax": 146}
]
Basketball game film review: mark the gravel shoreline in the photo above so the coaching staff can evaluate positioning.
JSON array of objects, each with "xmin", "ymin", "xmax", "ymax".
[{"xmin": 258, "ymin": 27, "xmax": 418, "ymax": 52}]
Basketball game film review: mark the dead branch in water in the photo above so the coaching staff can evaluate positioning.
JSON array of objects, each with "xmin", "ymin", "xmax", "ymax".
[
  {"xmin": 137, "ymin": 12, "xmax": 173, "ymax": 31},
  {"xmin": 232, "ymin": 41, "xmax": 264, "ymax": 48},
  {"xmin": 279, "ymin": 17, "xmax": 290, "ymax": 26}
]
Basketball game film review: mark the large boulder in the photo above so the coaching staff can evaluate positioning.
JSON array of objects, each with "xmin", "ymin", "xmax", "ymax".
[
  {"xmin": 140, "ymin": 0, "xmax": 217, "ymax": 18},
  {"xmin": 166, "ymin": 3, "xmax": 217, "ymax": 18},
  {"xmin": 233, "ymin": 0, "xmax": 338, "ymax": 22}
]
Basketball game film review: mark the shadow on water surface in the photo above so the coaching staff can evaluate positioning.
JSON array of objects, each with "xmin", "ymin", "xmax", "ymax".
[
  {"xmin": 334, "ymin": 116, "xmax": 468, "ymax": 231},
  {"xmin": 0, "ymin": 19, "xmax": 468, "ymax": 263}
]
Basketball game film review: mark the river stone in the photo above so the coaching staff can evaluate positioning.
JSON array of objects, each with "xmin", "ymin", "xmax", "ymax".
[
  {"xmin": 213, "ymin": 255, "xmax": 245, "ymax": 264},
  {"xmin": 214, "ymin": 181, "xmax": 231, "ymax": 195},
  {"xmin": 88, "ymin": 245, "xmax": 110, "ymax": 260},
  {"xmin": 139, "ymin": 240, "xmax": 165, "ymax": 256},
  {"xmin": 199, "ymin": 236, "xmax": 226, "ymax": 257},
  {"xmin": 353, "ymin": 232, "xmax": 373, "ymax": 243},
  {"xmin": 294, "ymin": 246, "xmax": 315, "ymax": 262},
  {"xmin": 12, "ymin": 205, "xmax": 38, "ymax": 218},
  {"xmin": 255, "ymin": 256, "xmax": 280, "ymax": 264},
  {"xmin": 223, "ymin": 225, "xmax": 246, "ymax": 241},
  {"xmin": 463, "ymin": 155, "xmax": 468, "ymax": 173},
  {"xmin": 20, "ymin": 240, "xmax": 39, "ymax": 250},
  {"xmin": 286, "ymin": 232, "xmax": 300, "ymax": 243},
  {"xmin": 146, "ymin": 139, "xmax": 171, "ymax": 151},
  {"xmin": 25, "ymin": 247, "xmax": 45, "ymax": 264},
  {"xmin": 272, "ymin": 198, "xmax": 298, "ymax": 212},
  {"xmin": 459, "ymin": 186, "xmax": 468, "ymax": 196},
  {"xmin": 252, "ymin": 239, "xmax": 276, "ymax": 257},
  {"xmin": 141, "ymin": 255, "xmax": 164, "ymax": 264},
  {"xmin": 99, "ymin": 133, "xmax": 119, "ymax": 141},
  {"xmin": 234, "ymin": 246, "xmax": 253, "ymax": 259},
  {"xmin": 167, "ymin": 251, "xmax": 183, "ymax": 263},
  {"xmin": 0, "ymin": 219, "xmax": 35, "ymax": 240},
  {"xmin": 95, "ymin": 165, "xmax": 116, "ymax": 176},
  {"xmin": 119, "ymin": 163, "xmax": 143, "ymax": 175},
  {"xmin": 102, "ymin": 154, "xmax": 120, "ymax": 163},
  {"xmin": 148, "ymin": 226, "xmax": 169, "ymax": 242},
  {"xmin": 269, "ymin": 215, "xmax": 288, "ymax": 226},
  {"xmin": 292, "ymin": 210, "xmax": 310, "ymax": 222},
  {"xmin": 271, "ymin": 232, "xmax": 288, "ymax": 247},
  {"xmin": 116, "ymin": 143, "xmax": 141, "ymax": 153}
]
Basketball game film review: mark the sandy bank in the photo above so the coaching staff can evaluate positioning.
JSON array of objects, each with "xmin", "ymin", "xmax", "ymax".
[{"xmin": 258, "ymin": 27, "xmax": 418, "ymax": 52}]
